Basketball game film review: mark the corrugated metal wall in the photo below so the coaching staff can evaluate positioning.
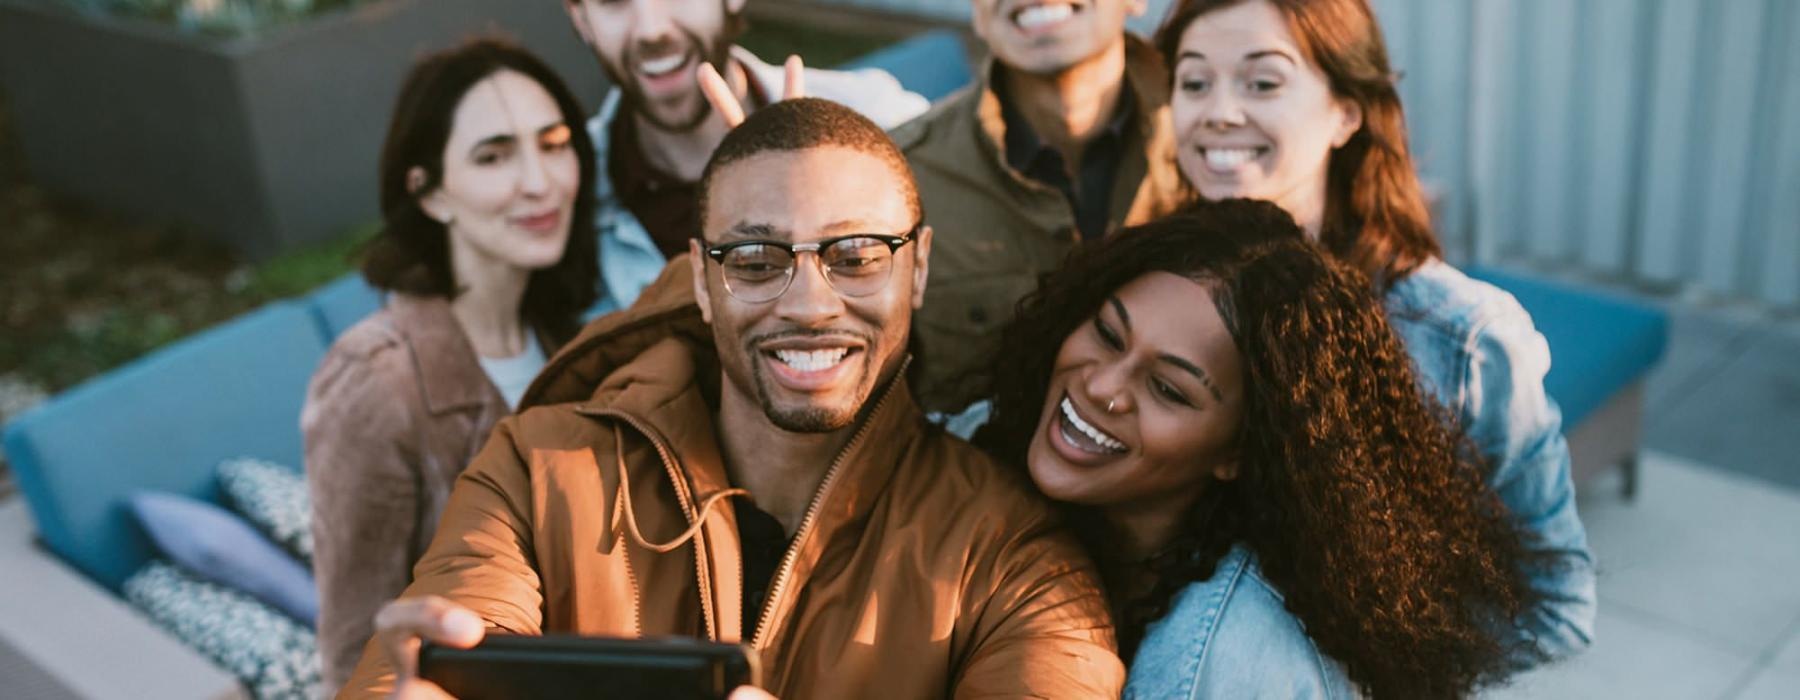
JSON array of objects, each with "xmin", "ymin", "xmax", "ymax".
[
  {"xmin": 825, "ymin": 0, "xmax": 1800, "ymax": 307},
  {"xmin": 1457, "ymin": 0, "xmax": 1800, "ymax": 308}
]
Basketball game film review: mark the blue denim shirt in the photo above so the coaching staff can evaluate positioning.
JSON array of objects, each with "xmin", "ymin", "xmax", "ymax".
[
  {"xmin": 1384, "ymin": 259, "xmax": 1597, "ymax": 660},
  {"xmin": 1126, "ymin": 544, "xmax": 1356, "ymax": 699},
  {"xmin": 1127, "ymin": 259, "xmax": 1596, "ymax": 696}
]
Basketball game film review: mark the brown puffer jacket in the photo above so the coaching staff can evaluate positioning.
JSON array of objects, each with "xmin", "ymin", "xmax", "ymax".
[{"xmin": 339, "ymin": 260, "xmax": 1123, "ymax": 698}]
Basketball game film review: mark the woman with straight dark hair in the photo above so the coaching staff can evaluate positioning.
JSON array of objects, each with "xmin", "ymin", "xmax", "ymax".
[
  {"xmin": 983, "ymin": 199, "xmax": 1543, "ymax": 698},
  {"xmin": 301, "ymin": 38, "xmax": 597, "ymax": 690},
  {"xmin": 1155, "ymin": 0, "xmax": 1595, "ymax": 665}
]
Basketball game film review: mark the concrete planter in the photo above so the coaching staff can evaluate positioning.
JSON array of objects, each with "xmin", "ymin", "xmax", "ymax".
[{"xmin": 0, "ymin": 0, "xmax": 606, "ymax": 259}]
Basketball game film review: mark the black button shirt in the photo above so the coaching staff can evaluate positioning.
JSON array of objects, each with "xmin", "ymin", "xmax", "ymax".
[
  {"xmin": 734, "ymin": 497, "xmax": 791, "ymax": 639},
  {"xmin": 998, "ymin": 79, "xmax": 1137, "ymax": 241}
]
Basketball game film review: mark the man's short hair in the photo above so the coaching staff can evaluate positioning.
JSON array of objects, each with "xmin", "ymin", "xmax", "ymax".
[{"xmin": 697, "ymin": 97, "xmax": 922, "ymax": 229}]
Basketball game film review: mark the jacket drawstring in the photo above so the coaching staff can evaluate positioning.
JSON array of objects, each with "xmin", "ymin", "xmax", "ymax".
[{"xmin": 611, "ymin": 423, "xmax": 748, "ymax": 554}]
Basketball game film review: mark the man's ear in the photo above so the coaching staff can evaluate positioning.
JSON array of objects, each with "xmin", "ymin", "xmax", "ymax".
[
  {"xmin": 910, "ymin": 225, "xmax": 933, "ymax": 310},
  {"xmin": 1128, "ymin": 0, "xmax": 1148, "ymax": 18},
  {"xmin": 565, "ymin": 0, "xmax": 598, "ymax": 48},
  {"xmin": 1332, "ymin": 98, "xmax": 1364, "ymax": 149},
  {"xmin": 688, "ymin": 238, "xmax": 713, "ymax": 324}
]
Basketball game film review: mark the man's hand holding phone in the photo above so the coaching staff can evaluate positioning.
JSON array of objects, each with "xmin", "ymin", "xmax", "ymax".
[
  {"xmin": 374, "ymin": 596, "xmax": 487, "ymax": 699},
  {"xmin": 369, "ymin": 596, "xmax": 768, "ymax": 699}
]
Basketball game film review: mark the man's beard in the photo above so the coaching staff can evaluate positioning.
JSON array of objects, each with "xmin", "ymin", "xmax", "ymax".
[
  {"xmin": 742, "ymin": 330, "xmax": 875, "ymax": 433},
  {"xmin": 604, "ymin": 25, "xmax": 736, "ymax": 133}
]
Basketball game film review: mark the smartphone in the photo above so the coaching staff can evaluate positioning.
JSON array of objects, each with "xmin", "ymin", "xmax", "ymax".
[{"xmin": 418, "ymin": 633, "xmax": 761, "ymax": 700}]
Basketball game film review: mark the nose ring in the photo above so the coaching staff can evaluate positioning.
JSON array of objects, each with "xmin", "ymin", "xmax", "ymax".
[{"xmin": 1106, "ymin": 398, "xmax": 1118, "ymax": 413}]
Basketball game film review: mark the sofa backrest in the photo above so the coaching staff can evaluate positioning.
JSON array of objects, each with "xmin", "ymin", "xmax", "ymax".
[
  {"xmin": 842, "ymin": 29, "xmax": 973, "ymax": 104},
  {"xmin": 307, "ymin": 272, "xmax": 383, "ymax": 340},
  {"xmin": 2, "ymin": 301, "xmax": 328, "ymax": 591},
  {"xmin": 1466, "ymin": 266, "xmax": 1669, "ymax": 428}
]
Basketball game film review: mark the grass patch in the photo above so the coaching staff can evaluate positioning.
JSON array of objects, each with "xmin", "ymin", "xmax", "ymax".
[
  {"xmin": 0, "ymin": 205, "xmax": 372, "ymax": 393},
  {"xmin": 240, "ymin": 222, "xmax": 375, "ymax": 300}
]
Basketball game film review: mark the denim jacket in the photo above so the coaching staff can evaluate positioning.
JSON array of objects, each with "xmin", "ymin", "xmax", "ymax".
[
  {"xmin": 585, "ymin": 47, "xmax": 929, "ymax": 316},
  {"xmin": 1384, "ymin": 259, "xmax": 1597, "ymax": 661},
  {"xmin": 1125, "ymin": 544, "xmax": 1356, "ymax": 699},
  {"xmin": 1127, "ymin": 259, "xmax": 1596, "ymax": 696}
]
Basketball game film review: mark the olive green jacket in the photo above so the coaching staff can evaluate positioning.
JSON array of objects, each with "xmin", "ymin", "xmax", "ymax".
[{"xmin": 893, "ymin": 35, "xmax": 1188, "ymax": 413}]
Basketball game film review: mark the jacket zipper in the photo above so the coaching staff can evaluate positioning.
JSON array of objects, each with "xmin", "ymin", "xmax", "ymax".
[
  {"xmin": 749, "ymin": 378, "xmax": 903, "ymax": 649},
  {"xmin": 580, "ymin": 407, "xmax": 721, "ymax": 641}
]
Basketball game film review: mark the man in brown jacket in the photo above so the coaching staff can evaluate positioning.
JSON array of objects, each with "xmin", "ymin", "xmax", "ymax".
[
  {"xmin": 893, "ymin": 0, "xmax": 1189, "ymax": 415},
  {"xmin": 345, "ymin": 98, "xmax": 1122, "ymax": 698}
]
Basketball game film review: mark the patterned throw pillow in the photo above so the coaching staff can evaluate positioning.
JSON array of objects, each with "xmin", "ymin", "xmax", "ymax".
[
  {"xmin": 218, "ymin": 457, "xmax": 313, "ymax": 567},
  {"xmin": 124, "ymin": 560, "xmax": 323, "ymax": 700}
]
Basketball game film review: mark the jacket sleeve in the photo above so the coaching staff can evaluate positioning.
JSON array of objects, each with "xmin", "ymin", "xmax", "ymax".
[
  {"xmin": 1461, "ymin": 311, "xmax": 1598, "ymax": 663},
  {"xmin": 815, "ymin": 66, "xmax": 930, "ymax": 130},
  {"xmin": 303, "ymin": 344, "xmax": 423, "ymax": 693},
  {"xmin": 336, "ymin": 418, "xmax": 547, "ymax": 698},
  {"xmin": 951, "ymin": 504, "xmax": 1125, "ymax": 699}
]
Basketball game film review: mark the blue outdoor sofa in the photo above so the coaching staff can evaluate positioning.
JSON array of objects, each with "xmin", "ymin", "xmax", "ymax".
[{"xmin": 2, "ymin": 28, "xmax": 1664, "ymax": 683}]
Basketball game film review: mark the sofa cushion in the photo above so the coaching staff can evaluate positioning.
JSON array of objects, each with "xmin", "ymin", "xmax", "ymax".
[
  {"xmin": 1, "ymin": 301, "xmax": 328, "ymax": 591},
  {"xmin": 841, "ymin": 29, "xmax": 973, "ymax": 103},
  {"xmin": 129, "ymin": 491, "xmax": 317, "ymax": 626},
  {"xmin": 123, "ymin": 560, "xmax": 323, "ymax": 700},
  {"xmin": 1465, "ymin": 266, "xmax": 1669, "ymax": 427},
  {"xmin": 218, "ymin": 457, "xmax": 313, "ymax": 567}
]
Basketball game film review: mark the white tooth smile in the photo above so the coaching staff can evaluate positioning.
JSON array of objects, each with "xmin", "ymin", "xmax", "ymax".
[
  {"xmin": 1014, "ymin": 3, "xmax": 1075, "ymax": 30},
  {"xmin": 1060, "ymin": 398, "xmax": 1126, "ymax": 453},
  {"xmin": 639, "ymin": 54, "xmax": 687, "ymax": 77},
  {"xmin": 1203, "ymin": 147, "xmax": 1263, "ymax": 171},
  {"xmin": 774, "ymin": 348, "xmax": 849, "ymax": 373}
]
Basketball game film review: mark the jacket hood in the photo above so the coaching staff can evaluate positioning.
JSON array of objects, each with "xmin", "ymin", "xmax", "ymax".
[{"xmin": 520, "ymin": 256, "xmax": 709, "ymax": 411}]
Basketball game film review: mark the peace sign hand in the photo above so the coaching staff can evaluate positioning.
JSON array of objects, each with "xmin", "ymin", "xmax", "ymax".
[{"xmin": 697, "ymin": 55, "xmax": 806, "ymax": 128}]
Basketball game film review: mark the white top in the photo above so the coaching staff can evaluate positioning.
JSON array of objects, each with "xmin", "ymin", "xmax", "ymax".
[{"xmin": 477, "ymin": 331, "xmax": 546, "ymax": 410}]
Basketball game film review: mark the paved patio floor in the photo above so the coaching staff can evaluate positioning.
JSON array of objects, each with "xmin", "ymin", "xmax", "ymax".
[
  {"xmin": 1641, "ymin": 304, "xmax": 1800, "ymax": 493},
  {"xmin": 1493, "ymin": 299, "xmax": 1800, "ymax": 699},
  {"xmin": 1491, "ymin": 452, "xmax": 1800, "ymax": 699}
]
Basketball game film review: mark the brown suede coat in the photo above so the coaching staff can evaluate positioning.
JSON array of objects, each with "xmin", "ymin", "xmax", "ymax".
[
  {"xmin": 339, "ymin": 261, "xmax": 1123, "ymax": 698},
  {"xmin": 302, "ymin": 293, "xmax": 515, "ymax": 690},
  {"xmin": 893, "ymin": 35, "xmax": 1188, "ymax": 413}
]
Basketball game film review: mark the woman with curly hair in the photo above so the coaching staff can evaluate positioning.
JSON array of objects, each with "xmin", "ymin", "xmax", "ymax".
[
  {"xmin": 981, "ymin": 199, "xmax": 1543, "ymax": 698},
  {"xmin": 1154, "ymin": 0, "xmax": 1595, "ymax": 663}
]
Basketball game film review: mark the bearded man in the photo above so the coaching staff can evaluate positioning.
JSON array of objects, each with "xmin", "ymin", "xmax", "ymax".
[{"xmin": 562, "ymin": 0, "xmax": 928, "ymax": 314}]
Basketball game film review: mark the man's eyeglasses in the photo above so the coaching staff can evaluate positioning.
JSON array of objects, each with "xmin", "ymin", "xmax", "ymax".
[{"xmin": 702, "ymin": 224, "xmax": 920, "ymax": 303}]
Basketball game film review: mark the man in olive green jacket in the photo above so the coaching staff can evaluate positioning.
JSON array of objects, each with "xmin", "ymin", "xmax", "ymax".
[{"xmin": 893, "ymin": 0, "xmax": 1188, "ymax": 415}]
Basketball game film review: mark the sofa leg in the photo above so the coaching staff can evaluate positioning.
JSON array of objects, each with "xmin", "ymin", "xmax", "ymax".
[{"xmin": 1621, "ymin": 454, "xmax": 1640, "ymax": 501}]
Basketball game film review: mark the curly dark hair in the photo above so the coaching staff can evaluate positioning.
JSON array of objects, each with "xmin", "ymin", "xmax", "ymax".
[
  {"xmin": 981, "ymin": 199, "xmax": 1544, "ymax": 698},
  {"xmin": 362, "ymin": 37, "xmax": 599, "ymax": 346}
]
